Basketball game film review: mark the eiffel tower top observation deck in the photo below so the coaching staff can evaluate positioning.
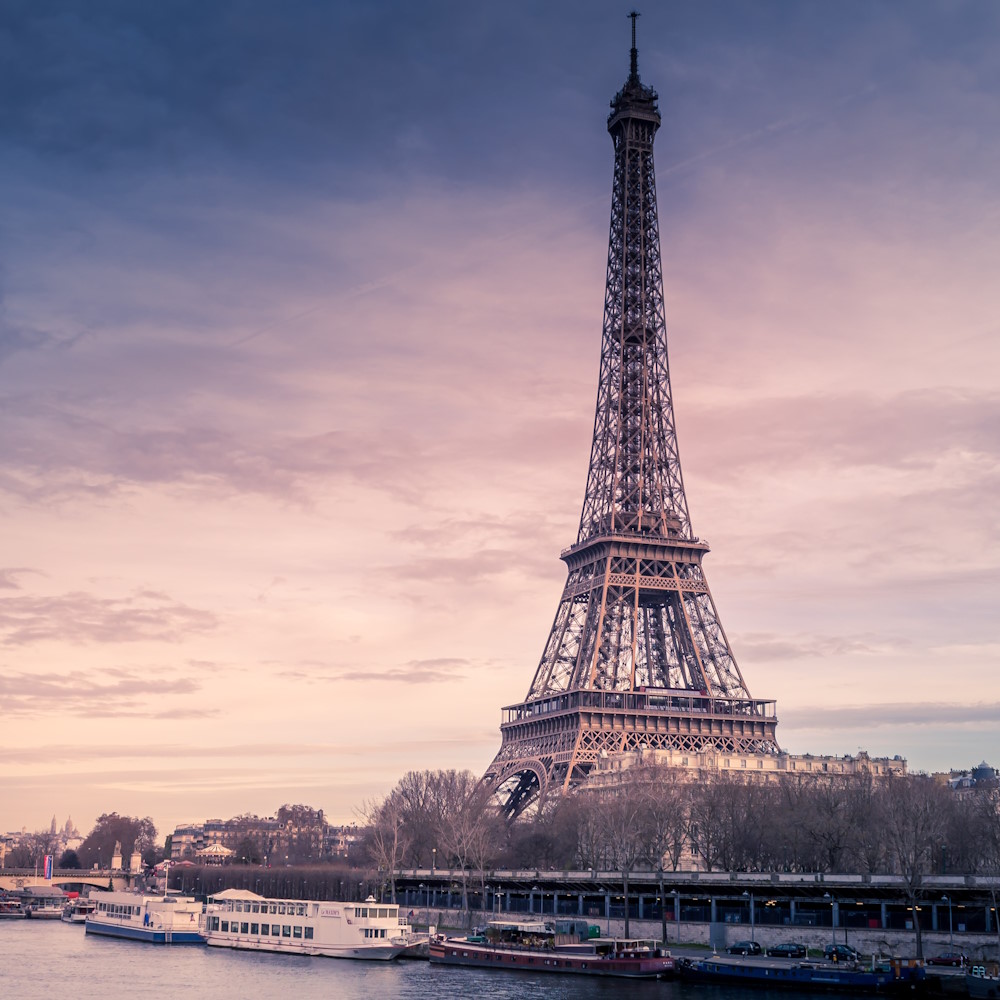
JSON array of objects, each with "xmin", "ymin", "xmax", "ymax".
[{"xmin": 483, "ymin": 16, "xmax": 780, "ymax": 818}]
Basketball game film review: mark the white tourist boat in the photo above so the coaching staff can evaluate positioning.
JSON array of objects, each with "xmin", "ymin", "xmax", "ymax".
[
  {"xmin": 203, "ymin": 890, "xmax": 415, "ymax": 960},
  {"xmin": 61, "ymin": 895, "xmax": 98, "ymax": 923},
  {"xmin": 85, "ymin": 891, "xmax": 204, "ymax": 943}
]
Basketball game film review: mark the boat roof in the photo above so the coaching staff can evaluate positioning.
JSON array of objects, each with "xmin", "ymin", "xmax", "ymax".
[
  {"xmin": 209, "ymin": 888, "xmax": 264, "ymax": 901},
  {"xmin": 487, "ymin": 919, "xmax": 551, "ymax": 933}
]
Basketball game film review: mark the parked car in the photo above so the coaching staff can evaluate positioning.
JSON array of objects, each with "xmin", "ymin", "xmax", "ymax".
[
  {"xmin": 927, "ymin": 952, "xmax": 966, "ymax": 967},
  {"xmin": 824, "ymin": 944, "xmax": 860, "ymax": 962},
  {"xmin": 728, "ymin": 940, "xmax": 762, "ymax": 956},
  {"xmin": 768, "ymin": 942, "xmax": 808, "ymax": 958}
]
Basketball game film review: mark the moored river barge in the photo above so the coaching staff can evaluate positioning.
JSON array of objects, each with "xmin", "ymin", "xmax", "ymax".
[{"xmin": 429, "ymin": 919, "xmax": 674, "ymax": 979}]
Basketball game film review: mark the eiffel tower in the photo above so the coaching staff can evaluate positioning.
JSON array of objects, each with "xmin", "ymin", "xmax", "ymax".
[{"xmin": 483, "ymin": 15, "xmax": 780, "ymax": 818}]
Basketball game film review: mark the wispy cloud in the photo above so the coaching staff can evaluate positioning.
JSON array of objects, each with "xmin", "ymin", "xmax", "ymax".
[
  {"xmin": 0, "ymin": 589, "xmax": 217, "ymax": 646},
  {"xmin": 736, "ymin": 632, "xmax": 911, "ymax": 662},
  {"xmin": 0, "ymin": 667, "xmax": 210, "ymax": 718},
  {"xmin": 279, "ymin": 657, "xmax": 469, "ymax": 685},
  {"xmin": 783, "ymin": 702, "xmax": 1000, "ymax": 730},
  {"xmin": 0, "ymin": 568, "xmax": 41, "ymax": 590},
  {"xmin": 685, "ymin": 389, "xmax": 1000, "ymax": 481},
  {"xmin": 0, "ymin": 318, "xmax": 52, "ymax": 363}
]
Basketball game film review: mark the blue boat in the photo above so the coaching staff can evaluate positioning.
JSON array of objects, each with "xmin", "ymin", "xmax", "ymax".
[{"xmin": 676, "ymin": 955, "xmax": 927, "ymax": 994}]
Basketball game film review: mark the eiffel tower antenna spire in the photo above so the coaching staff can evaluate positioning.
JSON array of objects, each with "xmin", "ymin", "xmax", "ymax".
[
  {"xmin": 482, "ymin": 23, "xmax": 780, "ymax": 818},
  {"xmin": 628, "ymin": 10, "xmax": 640, "ymax": 81}
]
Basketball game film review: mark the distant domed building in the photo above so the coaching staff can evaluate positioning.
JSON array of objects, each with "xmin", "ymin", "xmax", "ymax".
[{"xmin": 971, "ymin": 760, "xmax": 998, "ymax": 784}]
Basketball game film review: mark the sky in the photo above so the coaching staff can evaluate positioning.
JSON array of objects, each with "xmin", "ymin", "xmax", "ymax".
[{"xmin": 1, "ymin": 0, "xmax": 999, "ymax": 841}]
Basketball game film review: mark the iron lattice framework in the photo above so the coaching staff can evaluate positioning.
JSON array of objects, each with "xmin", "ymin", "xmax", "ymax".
[{"xmin": 483, "ymin": 21, "xmax": 780, "ymax": 818}]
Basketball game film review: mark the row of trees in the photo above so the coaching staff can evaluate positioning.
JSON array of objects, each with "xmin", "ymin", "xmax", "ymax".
[{"xmin": 364, "ymin": 766, "xmax": 1000, "ymax": 878}]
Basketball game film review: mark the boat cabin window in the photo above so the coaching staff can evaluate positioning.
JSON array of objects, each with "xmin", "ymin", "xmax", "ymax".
[
  {"xmin": 293, "ymin": 926, "xmax": 302, "ymax": 938},
  {"xmin": 304, "ymin": 927, "xmax": 314, "ymax": 940},
  {"xmin": 252, "ymin": 903, "xmax": 260, "ymax": 914},
  {"xmin": 282, "ymin": 925, "xmax": 291, "ymax": 937},
  {"xmin": 271, "ymin": 925, "xmax": 280, "ymax": 936},
  {"xmin": 278, "ymin": 903, "xmax": 286, "ymax": 915},
  {"xmin": 260, "ymin": 923, "xmax": 269, "ymax": 935}
]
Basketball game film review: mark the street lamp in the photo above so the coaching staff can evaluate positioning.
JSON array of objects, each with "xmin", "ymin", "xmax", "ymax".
[
  {"xmin": 743, "ymin": 890, "xmax": 755, "ymax": 943},
  {"xmin": 658, "ymin": 875, "xmax": 667, "ymax": 945},
  {"xmin": 824, "ymin": 893, "xmax": 836, "ymax": 948},
  {"xmin": 431, "ymin": 848, "xmax": 436, "ymax": 874},
  {"xmin": 942, "ymin": 895, "xmax": 954, "ymax": 947}
]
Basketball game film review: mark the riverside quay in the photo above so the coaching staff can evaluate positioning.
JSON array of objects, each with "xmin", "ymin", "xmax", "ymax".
[{"xmin": 394, "ymin": 869, "xmax": 1000, "ymax": 950}]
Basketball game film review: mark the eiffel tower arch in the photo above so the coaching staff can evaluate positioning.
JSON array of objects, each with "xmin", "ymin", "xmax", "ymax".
[{"xmin": 483, "ymin": 18, "xmax": 780, "ymax": 819}]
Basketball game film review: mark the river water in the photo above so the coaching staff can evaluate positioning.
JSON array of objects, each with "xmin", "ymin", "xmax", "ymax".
[{"xmin": 1, "ymin": 920, "xmax": 817, "ymax": 1000}]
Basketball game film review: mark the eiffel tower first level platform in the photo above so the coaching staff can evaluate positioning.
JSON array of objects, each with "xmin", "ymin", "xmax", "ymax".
[{"xmin": 482, "ymin": 17, "xmax": 780, "ymax": 818}]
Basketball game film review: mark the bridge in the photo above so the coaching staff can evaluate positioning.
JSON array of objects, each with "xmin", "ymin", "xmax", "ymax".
[{"xmin": 0, "ymin": 869, "xmax": 133, "ymax": 892}]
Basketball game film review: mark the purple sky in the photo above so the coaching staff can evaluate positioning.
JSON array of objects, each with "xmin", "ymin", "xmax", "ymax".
[{"xmin": 2, "ymin": 1, "xmax": 999, "ymax": 839}]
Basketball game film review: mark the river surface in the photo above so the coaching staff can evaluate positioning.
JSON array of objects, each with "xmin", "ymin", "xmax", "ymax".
[{"xmin": 1, "ymin": 920, "xmax": 821, "ymax": 1000}]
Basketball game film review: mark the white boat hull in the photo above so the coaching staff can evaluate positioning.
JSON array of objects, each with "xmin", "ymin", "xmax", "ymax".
[{"xmin": 205, "ymin": 936, "xmax": 405, "ymax": 960}]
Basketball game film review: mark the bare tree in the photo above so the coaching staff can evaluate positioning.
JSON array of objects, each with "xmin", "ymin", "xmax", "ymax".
[
  {"xmin": 437, "ymin": 771, "xmax": 502, "ymax": 920},
  {"xmin": 687, "ymin": 775, "xmax": 729, "ymax": 872},
  {"xmin": 846, "ymin": 771, "xmax": 889, "ymax": 874},
  {"xmin": 882, "ymin": 774, "xmax": 950, "ymax": 960},
  {"xmin": 361, "ymin": 792, "xmax": 412, "ymax": 903},
  {"xmin": 631, "ymin": 765, "xmax": 689, "ymax": 873},
  {"xmin": 586, "ymin": 775, "xmax": 649, "ymax": 937},
  {"xmin": 503, "ymin": 794, "xmax": 580, "ymax": 870},
  {"xmin": 391, "ymin": 770, "xmax": 440, "ymax": 867}
]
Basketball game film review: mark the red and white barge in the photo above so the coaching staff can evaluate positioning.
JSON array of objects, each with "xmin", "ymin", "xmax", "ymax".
[{"xmin": 429, "ymin": 919, "xmax": 674, "ymax": 979}]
